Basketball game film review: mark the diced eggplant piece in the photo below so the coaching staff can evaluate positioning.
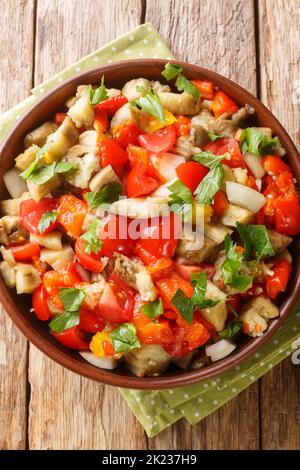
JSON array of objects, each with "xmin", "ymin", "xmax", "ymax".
[
  {"xmin": 204, "ymin": 223, "xmax": 232, "ymax": 245},
  {"xmin": 0, "ymin": 216, "xmax": 27, "ymax": 245},
  {"xmin": 176, "ymin": 235, "xmax": 220, "ymax": 264},
  {"xmin": 0, "ymin": 192, "xmax": 30, "ymax": 216},
  {"xmin": 201, "ymin": 280, "xmax": 227, "ymax": 331},
  {"xmin": 114, "ymin": 253, "xmax": 157, "ymax": 301},
  {"xmin": 267, "ymin": 229, "xmax": 292, "ymax": 255},
  {"xmin": 172, "ymin": 351, "xmax": 196, "ymax": 370},
  {"xmin": 62, "ymin": 152, "xmax": 99, "ymax": 189},
  {"xmin": 27, "ymin": 174, "xmax": 60, "ymax": 202},
  {"xmin": 275, "ymin": 249, "xmax": 292, "ymax": 264},
  {"xmin": 67, "ymin": 85, "xmax": 94, "ymax": 128},
  {"xmin": 40, "ymin": 244, "xmax": 74, "ymax": 271},
  {"xmin": 239, "ymin": 295, "xmax": 279, "ymax": 337},
  {"xmin": 89, "ymin": 165, "xmax": 121, "ymax": 192},
  {"xmin": 150, "ymin": 80, "xmax": 171, "ymax": 94},
  {"xmin": 170, "ymin": 137, "xmax": 202, "ymax": 159},
  {"xmin": 15, "ymin": 145, "xmax": 40, "ymax": 171},
  {"xmin": 15, "ymin": 263, "xmax": 41, "ymax": 294},
  {"xmin": 45, "ymin": 117, "xmax": 78, "ymax": 162},
  {"xmin": 0, "ymin": 261, "xmax": 16, "ymax": 288},
  {"xmin": 30, "ymin": 231, "xmax": 62, "ymax": 250},
  {"xmin": 122, "ymin": 78, "xmax": 150, "ymax": 101},
  {"xmin": 124, "ymin": 345, "xmax": 171, "ymax": 377},
  {"xmin": 220, "ymin": 204, "xmax": 254, "ymax": 227},
  {"xmin": 24, "ymin": 122, "xmax": 58, "ymax": 149},
  {"xmin": 231, "ymin": 105, "xmax": 255, "ymax": 126},
  {"xmin": 158, "ymin": 92, "xmax": 201, "ymax": 115},
  {"xmin": 111, "ymin": 103, "xmax": 135, "ymax": 129}
]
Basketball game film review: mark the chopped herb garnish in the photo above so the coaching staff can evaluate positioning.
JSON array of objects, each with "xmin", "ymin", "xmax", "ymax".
[
  {"xmin": 161, "ymin": 62, "xmax": 200, "ymax": 100},
  {"xmin": 80, "ymin": 219, "xmax": 103, "ymax": 254},
  {"xmin": 221, "ymin": 235, "xmax": 253, "ymax": 291},
  {"xmin": 109, "ymin": 323, "xmax": 141, "ymax": 353},
  {"xmin": 132, "ymin": 86, "xmax": 165, "ymax": 124},
  {"xmin": 219, "ymin": 320, "xmax": 243, "ymax": 339},
  {"xmin": 22, "ymin": 160, "xmax": 78, "ymax": 185},
  {"xmin": 140, "ymin": 298, "xmax": 163, "ymax": 322},
  {"xmin": 20, "ymin": 141, "xmax": 52, "ymax": 180},
  {"xmin": 49, "ymin": 287, "xmax": 86, "ymax": 334},
  {"xmin": 167, "ymin": 179, "xmax": 193, "ymax": 221},
  {"xmin": 240, "ymin": 128, "xmax": 280, "ymax": 156},
  {"xmin": 207, "ymin": 131, "xmax": 225, "ymax": 142},
  {"xmin": 236, "ymin": 222, "xmax": 274, "ymax": 261},
  {"xmin": 89, "ymin": 76, "xmax": 108, "ymax": 105},
  {"xmin": 192, "ymin": 151, "xmax": 228, "ymax": 204},
  {"xmin": 38, "ymin": 211, "xmax": 58, "ymax": 234},
  {"xmin": 84, "ymin": 182, "xmax": 122, "ymax": 210}
]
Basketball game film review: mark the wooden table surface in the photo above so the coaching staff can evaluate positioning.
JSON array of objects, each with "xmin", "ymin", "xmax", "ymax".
[{"xmin": 0, "ymin": 0, "xmax": 299, "ymax": 450}]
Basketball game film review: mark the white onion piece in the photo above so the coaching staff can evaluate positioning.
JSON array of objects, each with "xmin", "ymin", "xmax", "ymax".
[
  {"xmin": 255, "ymin": 178, "xmax": 262, "ymax": 192},
  {"xmin": 151, "ymin": 177, "xmax": 177, "ymax": 198},
  {"xmin": 205, "ymin": 340, "xmax": 237, "ymax": 362},
  {"xmin": 79, "ymin": 351, "xmax": 118, "ymax": 370},
  {"xmin": 3, "ymin": 168, "xmax": 28, "ymax": 198},
  {"xmin": 243, "ymin": 152, "xmax": 266, "ymax": 178},
  {"xmin": 226, "ymin": 181, "xmax": 266, "ymax": 213},
  {"xmin": 151, "ymin": 153, "xmax": 185, "ymax": 181}
]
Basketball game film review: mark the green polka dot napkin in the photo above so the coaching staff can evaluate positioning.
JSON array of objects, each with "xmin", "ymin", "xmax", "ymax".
[{"xmin": 0, "ymin": 23, "xmax": 299, "ymax": 438}]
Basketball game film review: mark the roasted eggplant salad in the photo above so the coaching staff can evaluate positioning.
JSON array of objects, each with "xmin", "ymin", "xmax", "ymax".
[{"xmin": 1, "ymin": 63, "xmax": 299, "ymax": 377}]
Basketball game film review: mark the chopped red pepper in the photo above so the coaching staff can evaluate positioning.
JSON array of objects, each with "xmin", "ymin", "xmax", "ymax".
[
  {"xmin": 212, "ymin": 191, "xmax": 229, "ymax": 217},
  {"xmin": 211, "ymin": 91, "xmax": 239, "ymax": 118},
  {"xmin": 266, "ymin": 259, "xmax": 292, "ymax": 299},
  {"xmin": 176, "ymin": 161, "xmax": 209, "ymax": 193},
  {"xmin": 95, "ymin": 95, "xmax": 128, "ymax": 116},
  {"xmin": 191, "ymin": 79, "xmax": 215, "ymax": 100}
]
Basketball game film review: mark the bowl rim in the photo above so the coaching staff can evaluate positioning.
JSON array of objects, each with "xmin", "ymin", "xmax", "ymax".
[{"xmin": 1, "ymin": 58, "xmax": 300, "ymax": 390}]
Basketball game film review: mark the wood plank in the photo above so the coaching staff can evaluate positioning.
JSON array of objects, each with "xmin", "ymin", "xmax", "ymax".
[
  {"xmin": 259, "ymin": 0, "xmax": 300, "ymax": 450},
  {"xmin": 28, "ymin": 0, "xmax": 147, "ymax": 450},
  {"xmin": 145, "ymin": 0, "xmax": 260, "ymax": 450},
  {"xmin": 0, "ymin": 0, "xmax": 35, "ymax": 450}
]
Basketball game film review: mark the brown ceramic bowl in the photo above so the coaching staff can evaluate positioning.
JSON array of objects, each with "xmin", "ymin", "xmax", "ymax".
[{"xmin": 0, "ymin": 59, "xmax": 299, "ymax": 389}]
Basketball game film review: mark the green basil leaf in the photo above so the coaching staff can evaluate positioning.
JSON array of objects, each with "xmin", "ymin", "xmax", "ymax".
[
  {"xmin": 89, "ymin": 76, "xmax": 107, "ymax": 105},
  {"xmin": 84, "ymin": 182, "xmax": 122, "ymax": 210},
  {"xmin": 175, "ymin": 74, "xmax": 200, "ymax": 100},
  {"xmin": 59, "ymin": 287, "xmax": 86, "ymax": 312},
  {"xmin": 192, "ymin": 150, "xmax": 227, "ymax": 169},
  {"xmin": 133, "ymin": 86, "xmax": 165, "ymax": 124},
  {"xmin": 28, "ymin": 162, "xmax": 56, "ymax": 185},
  {"xmin": 240, "ymin": 128, "xmax": 280, "ymax": 156},
  {"xmin": 49, "ymin": 310, "xmax": 80, "ymax": 334},
  {"xmin": 194, "ymin": 164, "xmax": 224, "ymax": 204},
  {"xmin": 161, "ymin": 62, "xmax": 183, "ymax": 80},
  {"xmin": 171, "ymin": 288, "xmax": 194, "ymax": 324},
  {"xmin": 236, "ymin": 223, "xmax": 274, "ymax": 261},
  {"xmin": 219, "ymin": 320, "xmax": 243, "ymax": 339},
  {"xmin": 20, "ymin": 141, "xmax": 52, "ymax": 180},
  {"xmin": 38, "ymin": 211, "xmax": 58, "ymax": 234},
  {"xmin": 167, "ymin": 179, "xmax": 193, "ymax": 221},
  {"xmin": 80, "ymin": 219, "xmax": 104, "ymax": 254},
  {"xmin": 110, "ymin": 323, "xmax": 141, "ymax": 353},
  {"xmin": 140, "ymin": 298, "xmax": 163, "ymax": 322}
]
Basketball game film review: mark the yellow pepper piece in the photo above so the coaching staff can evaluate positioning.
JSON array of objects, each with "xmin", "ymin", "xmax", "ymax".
[
  {"xmin": 192, "ymin": 202, "xmax": 213, "ymax": 225},
  {"xmin": 140, "ymin": 109, "xmax": 176, "ymax": 133},
  {"xmin": 90, "ymin": 331, "xmax": 111, "ymax": 357},
  {"xmin": 43, "ymin": 151, "xmax": 53, "ymax": 163}
]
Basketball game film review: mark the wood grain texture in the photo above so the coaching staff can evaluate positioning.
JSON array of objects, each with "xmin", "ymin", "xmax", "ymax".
[
  {"xmin": 0, "ymin": 0, "xmax": 35, "ymax": 450},
  {"xmin": 145, "ymin": 0, "xmax": 257, "ymax": 92},
  {"xmin": 259, "ymin": 0, "xmax": 300, "ymax": 450},
  {"xmin": 146, "ymin": 0, "xmax": 260, "ymax": 450},
  {"xmin": 28, "ymin": 0, "xmax": 146, "ymax": 450}
]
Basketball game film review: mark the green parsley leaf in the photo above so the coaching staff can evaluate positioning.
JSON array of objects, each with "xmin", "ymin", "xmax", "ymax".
[
  {"xmin": 175, "ymin": 74, "xmax": 200, "ymax": 100},
  {"xmin": 207, "ymin": 131, "xmax": 225, "ymax": 142},
  {"xmin": 219, "ymin": 320, "xmax": 243, "ymax": 339},
  {"xmin": 167, "ymin": 179, "xmax": 193, "ymax": 221},
  {"xmin": 140, "ymin": 298, "xmax": 163, "ymax": 322},
  {"xmin": 221, "ymin": 235, "xmax": 253, "ymax": 291},
  {"xmin": 161, "ymin": 62, "xmax": 183, "ymax": 80},
  {"xmin": 171, "ymin": 289, "xmax": 194, "ymax": 324},
  {"xmin": 240, "ymin": 128, "xmax": 280, "ymax": 156},
  {"xmin": 48, "ymin": 310, "xmax": 80, "ymax": 334},
  {"xmin": 55, "ymin": 161, "xmax": 78, "ymax": 174},
  {"xmin": 89, "ymin": 76, "xmax": 107, "ymax": 105},
  {"xmin": 227, "ymin": 302, "xmax": 239, "ymax": 318},
  {"xmin": 191, "ymin": 272, "xmax": 219, "ymax": 309},
  {"xmin": 28, "ymin": 162, "xmax": 56, "ymax": 185},
  {"xmin": 192, "ymin": 150, "xmax": 227, "ymax": 169},
  {"xmin": 194, "ymin": 164, "xmax": 224, "ymax": 204},
  {"xmin": 161, "ymin": 62, "xmax": 200, "ymax": 100},
  {"xmin": 133, "ymin": 86, "xmax": 165, "ymax": 124},
  {"xmin": 236, "ymin": 223, "xmax": 274, "ymax": 261},
  {"xmin": 59, "ymin": 287, "xmax": 86, "ymax": 312},
  {"xmin": 110, "ymin": 323, "xmax": 141, "ymax": 353},
  {"xmin": 171, "ymin": 272, "xmax": 218, "ymax": 324},
  {"xmin": 49, "ymin": 287, "xmax": 86, "ymax": 334},
  {"xmin": 38, "ymin": 211, "xmax": 58, "ymax": 234},
  {"xmin": 84, "ymin": 182, "xmax": 122, "ymax": 210},
  {"xmin": 20, "ymin": 141, "xmax": 52, "ymax": 180},
  {"xmin": 80, "ymin": 219, "xmax": 103, "ymax": 254}
]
